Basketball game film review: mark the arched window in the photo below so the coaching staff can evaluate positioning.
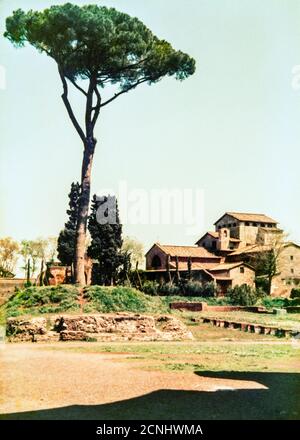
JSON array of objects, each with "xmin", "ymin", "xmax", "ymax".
[{"xmin": 151, "ymin": 255, "xmax": 162, "ymax": 269}]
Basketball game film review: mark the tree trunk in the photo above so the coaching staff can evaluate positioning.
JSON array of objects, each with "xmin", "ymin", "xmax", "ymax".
[
  {"xmin": 74, "ymin": 137, "xmax": 96, "ymax": 285},
  {"xmin": 26, "ymin": 259, "xmax": 30, "ymax": 284},
  {"xmin": 268, "ymin": 275, "xmax": 272, "ymax": 296},
  {"xmin": 39, "ymin": 260, "xmax": 45, "ymax": 286}
]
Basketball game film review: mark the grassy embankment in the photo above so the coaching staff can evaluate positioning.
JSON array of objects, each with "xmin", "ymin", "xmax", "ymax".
[{"xmin": 0, "ymin": 285, "xmax": 232, "ymax": 318}]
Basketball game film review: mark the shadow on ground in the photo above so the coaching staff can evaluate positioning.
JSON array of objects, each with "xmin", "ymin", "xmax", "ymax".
[{"xmin": 1, "ymin": 371, "xmax": 299, "ymax": 420}]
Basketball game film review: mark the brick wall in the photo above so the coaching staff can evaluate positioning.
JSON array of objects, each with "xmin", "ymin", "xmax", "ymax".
[{"xmin": 0, "ymin": 278, "xmax": 30, "ymax": 305}]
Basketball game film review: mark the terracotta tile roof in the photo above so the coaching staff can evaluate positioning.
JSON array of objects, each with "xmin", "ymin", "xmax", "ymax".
[
  {"xmin": 156, "ymin": 244, "xmax": 220, "ymax": 259},
  {"xmin": 228, "ymin": 244, "xmax": 272, "ymax": 256},
  {"xmin": 213, "ymin": 276, "xmax": 233, "ymax": 281},
  {"xmin": 209, "ymin": 261, "xmax": 247, "ymax": 271},
  {"xmin": 169, "ymin": 261, "xmax": 218, "ymax": 270},
  {"xmin": 207, "ymin": 231, "xmax": 219, "ymax": 238},
  {"xmin": 195, "ymin": 231, "xmax": 218, "ymax": 245},
  {"xmin": 196, "ymin": 231, "xmax": 240, "ymax": 245},
  {"xmin": 214, "ymin": 212, "xmax": 277, "ymax": 225}
]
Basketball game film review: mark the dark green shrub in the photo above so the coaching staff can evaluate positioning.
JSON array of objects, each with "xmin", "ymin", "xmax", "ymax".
[
  {"xmin": 142, "ymin": 280, "xmax": 159, "ymax": 296},
  {"xmin": 255, "ymin": 277, "xmax": 268, "ymax": 295},
  {"xmin": 228, "ymin": 284, "xmax": 264, "ymax": 306},
  {"xmin": 262, "ymin": 297, "xmax": 290, "ymax": 309},
  {"xmin": 290, "ymin": 288, "xmax": 300, "ymax": 299},
  {"xmin": 183, "ymin": 280, "xmax": 216, "ymax": 297},
  {"xmin": 158, "ymin": 282, "xmax": 181, "ymax": 296}
]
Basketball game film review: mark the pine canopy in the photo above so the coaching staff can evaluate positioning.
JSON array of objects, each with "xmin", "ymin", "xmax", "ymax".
[{"xmin": 5, "ymin": 3, "xmax": 196, "ymax": 89}]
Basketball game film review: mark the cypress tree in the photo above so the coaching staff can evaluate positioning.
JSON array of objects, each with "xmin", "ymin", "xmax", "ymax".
[
  {"xmin": 57, "ymin": 182, "xmax": 81, "ymax": 268},
  {"xmin": 88, "ymin": 194, "xmax": 125, "ymax": 285}
]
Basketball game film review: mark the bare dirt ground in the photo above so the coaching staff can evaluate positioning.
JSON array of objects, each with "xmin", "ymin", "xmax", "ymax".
[{"xmin": 0, "ymin": 340, "xmax": 299, "ymax": 420}]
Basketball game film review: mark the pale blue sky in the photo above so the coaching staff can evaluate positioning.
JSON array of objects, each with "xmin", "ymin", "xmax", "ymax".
[{"xmin": 0, "ymin": 0, "xmax": 300, "ymax": 251}]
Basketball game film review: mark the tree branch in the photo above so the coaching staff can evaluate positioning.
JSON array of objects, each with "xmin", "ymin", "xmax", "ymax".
[
  {"xmin": 100, "ymin": 78, "xmax": 149, "ymax": 108},
  {"xmin": 66, "ymin": 75, "xmax": 88, "ymax": 96},
  {"xmin": 92, "ymin": 86, "xmax": 101, "ymax": 129},
  {"xmin": 58, "ymin": 67, "xmax": 86, "ymax": 143},
  {"xmin": 85, "ymin": 76, "xmax": 96, "ymax": 137}
]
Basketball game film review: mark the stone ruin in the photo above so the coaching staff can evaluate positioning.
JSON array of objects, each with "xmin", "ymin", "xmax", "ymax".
[{"xmin": 6, "ymin": 313, "xmax": 194, "ymax": 343}]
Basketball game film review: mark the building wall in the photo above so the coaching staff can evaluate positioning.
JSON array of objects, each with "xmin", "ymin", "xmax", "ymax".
[
  {"xmin": 257, "ymin": 228, "xmax": 283, "ymax": 245},
  {"xmin": 279, "ymin": 244, "xmax": 300, "ymax": 279},
  {"xmin": 215, "ymin": 214, "xmax": 239, "ymax": 231},
  {"xmin": 146, "ymin": 245, "xmax": 221, "ymax": 270},
  {"xmin": 215, "ymin": 215, "xmax": 278, "ymax": 245},
  {"xmin": 230, "ymin": 266, "xmax": 255, "ymax": 288},
  {"xmin": 146, "ymin": 246, "xmax": 168, "ymax": 270},
  {"xmin": 198, "ymin": 234, "xmax": 217, "ymax": 250},
  {"xmin": 217, "ymin": 228, "xmax": 230, "ymax": 251},
  {"xmin": 238, "ymin": 224, "xmax": 259, "ymax": 244},
  {"xmin": 0, "ymin": 278, "xmax": 33, "ymax": 306},
  {"xmin": 271, "ymin": 244, "xmax": 300, "ymax": 296}
]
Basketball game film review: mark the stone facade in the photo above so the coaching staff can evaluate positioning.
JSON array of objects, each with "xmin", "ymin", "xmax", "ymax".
[
  {"xmin": 145, "ymin": 243, "xmax": 255, "ymax": 295},
  {"xmin": 270, "ymin": 243, "xmax": 300, "ymax": 296},
  {"xmin": 213, "ymin": 212, "xmax": 279, "ymax": 245},
  {"xmin": 230, "ymin": 265, "xmax": 255, "ymax": 288},
  {"xmin": 145, "ymin": 212, "xmax": 299, "ymax": 297}
]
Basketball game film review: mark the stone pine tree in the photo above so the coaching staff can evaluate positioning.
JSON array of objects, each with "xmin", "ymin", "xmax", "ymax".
[
  {"xmin": 88, "ymin": 194, "xmax": 125, "ymax": 285},
  {"xmin": 57, "ymin": 182, "xmax": 81, "ymax": 275},
  {"xmin": 5, "ymin": 3, "xmax": 196, "ymax": 284}
]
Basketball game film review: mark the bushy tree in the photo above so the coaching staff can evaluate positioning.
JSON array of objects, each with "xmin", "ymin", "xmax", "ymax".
[
  {"xmin": 57, "ymin": 182, "xmax": 81, "ymax": 268},
  {"xmin": 5, "ymin": 3, "xmax": 195, "ymax": 284},
  {"xmin": 88, "ymin": 194, "xmax": 126, "ymax": 285},
  {"xmin": 228, "ymin": 284, "xmax": 264, "ymax": 306},
  {"xmin": 19, "ymin": 238, "xmax": 52, "ymax": 281},
  {"xmin": 122, "ymin": 236, "xmax": 144, "ymax": 269},
  {"xmin": 0, "ymin": 237, "xmax": 19, "ymax": 277},
  {"xmin": 248, "ymin": 236, "xmax": 285, "ymax": 295}
]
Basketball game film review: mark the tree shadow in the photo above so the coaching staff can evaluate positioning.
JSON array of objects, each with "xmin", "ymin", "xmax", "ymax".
[{"xmin": 1, "ymin": 371, "xmax": 299, "ymax": 420}]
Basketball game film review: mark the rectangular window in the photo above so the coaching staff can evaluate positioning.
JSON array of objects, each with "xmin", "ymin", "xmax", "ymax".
[
  {"xmin": 291, "ymin": 268, "xmax": 294, "ymax": 274},
  {"xmin": 290, "ymin": 256, "xmax": 294, "ymax": 261},
  {"xmin": 240, "ymin": 267, "xmax": 245, "ymax": 273}
]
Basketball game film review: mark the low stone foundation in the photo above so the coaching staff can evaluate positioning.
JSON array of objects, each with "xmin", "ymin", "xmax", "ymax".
[
  {"xmin": 199, "ymin": 316, "xmax": 300, "ymax": 338},
  {"xmin": 6, "ymin": 313, "xmax": 193, "ymax": 342}
]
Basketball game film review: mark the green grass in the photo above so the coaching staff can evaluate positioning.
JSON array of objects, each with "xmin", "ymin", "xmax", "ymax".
[
  {"xmin": 44, "ymin": 335, "xmax": 300, "ymax": 373},
  {"xmin": 160, "ymin": 295, "xmax": 231, "ymax": 306},
  {"xmin": 2, "ymin": 285, "xmax": 80, "ymax": 318},
  {"xmin": 83, "ymin": 286, "xmax": 168, "ymax": 314},
  {"xmin": 0, "ymin": 285, "xmax": 171, "ymax": 319}
]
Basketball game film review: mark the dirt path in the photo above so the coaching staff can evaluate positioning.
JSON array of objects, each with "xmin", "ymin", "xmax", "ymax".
[
  {"xmin": 0, "ymin": 343, "xmax": 263, "ymax": 415},
  {"xmin": 0, "ymin": 343, "xmax": 298, "ymax": 419}
]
